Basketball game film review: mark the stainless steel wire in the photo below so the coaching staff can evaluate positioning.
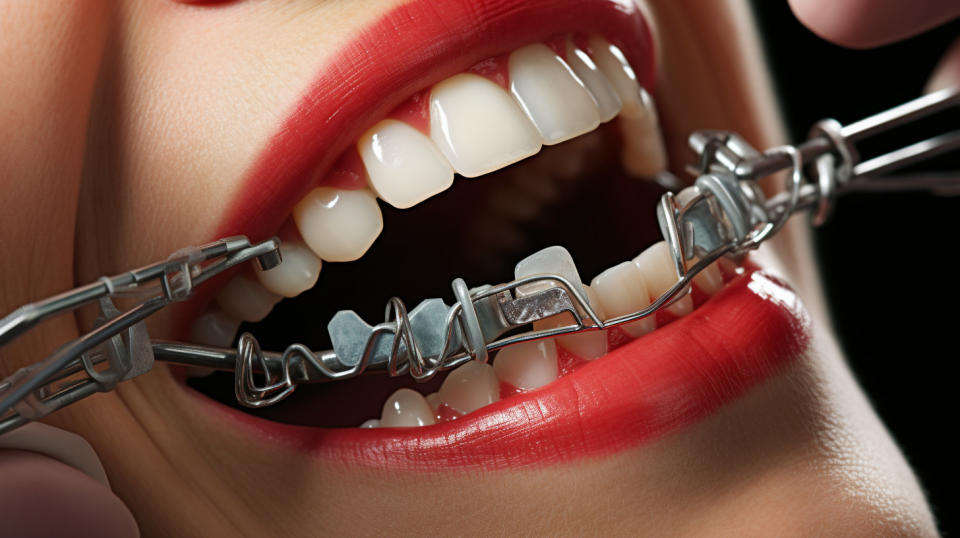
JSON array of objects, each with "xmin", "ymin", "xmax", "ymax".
[{"xmin": 1, "ymin": 89, "xmax": 958, "ymax": 432}]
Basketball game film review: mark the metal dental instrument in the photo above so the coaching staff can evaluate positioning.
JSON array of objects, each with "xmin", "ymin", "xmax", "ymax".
[
  {"xmin": 1, "ymin": 89, "xmax": 957, "ymax": 434},
  {"xmin": 0, "ymin": 237, "xmax": 282, "ymax": 434}
]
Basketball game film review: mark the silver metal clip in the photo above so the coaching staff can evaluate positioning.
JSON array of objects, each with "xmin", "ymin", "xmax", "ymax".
[{"xmin": 0, "ymin": 236, "xmax": 280, "ymax": 434}]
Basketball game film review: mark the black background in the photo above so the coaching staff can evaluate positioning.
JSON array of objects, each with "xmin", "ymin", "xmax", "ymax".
[{"xmin": 752, "ymin": 3, "xmax": 958, "ymax": 534}]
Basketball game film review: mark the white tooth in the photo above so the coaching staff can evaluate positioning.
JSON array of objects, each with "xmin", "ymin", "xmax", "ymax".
[
  {"xmin": 618, "ymin": 87, "xmax": 667, "ymax": 177},
  {"xmin": 587, "ymin": 36, "xmax": 644, "ymax": 116},
  {"xmin": 438, "ymin": 360, "xmax": 500, "ymax": 414},
  {"xmin": 358, "ymin": 119, "xmax": 454, "ymax": 209},
  {"xmin": 590, "ymin": 261, "xmax": 655, "ymax": 338},
  {"xmin": 380, "ymin": 388, "xmax": 436, "ymax": 427},
  {"xmin": 534, "ymin": 285, "xmax": 608, "ymax": 359},
  {"xmin": 214, "ymin": 276, "xmax": 282, "ymax": 323},
  {"xmin": 493, "ymin": 339, "xmax": 558, "ymax": 390},
  {"xmin": 254, "ymin": 241, "xmax": 321, "ymax": 298},
  {"xmin": 190, "ymin": 309, "xmax": 241, "ymax": 347},
  {"xmin": 632, "ymin": 241, "xmax": 693, "ymax": 317},
  {"xmin": 360, "ymin": 419, "xmax": 380, "ymax": 429},
  {"xmin": 425, "ymin": 392, "xmax": 443, "ymax": 412},
  {"xmin": 586, "ymin": 36, "xmax": 667, "ymax": 177},
  {"xmin": 565, "ymin": 36, "xmax": 622, "ymax": 122},
  {"xmin": 514, "ymin": 245, "xmax": 586, "ymax": 301},
  {"xmin": 430, "ymin": 73, "xmax": 542, "ymax": 177},
  {"xmin": 293, "ymin": 187, "xmax": 383, "ymax": 262},
  {"xmin": 508, "ymin": 43, "xmax": 600, "ymax": 145},
  {"xmin": 689, "ymin": 258, "xmax": 723, "ymax": 296}
]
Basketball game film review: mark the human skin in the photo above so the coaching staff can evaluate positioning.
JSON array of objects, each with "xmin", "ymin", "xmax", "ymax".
[{"xmin": 0, "ymin": 0, "xmax": 949, "ymax": 536}]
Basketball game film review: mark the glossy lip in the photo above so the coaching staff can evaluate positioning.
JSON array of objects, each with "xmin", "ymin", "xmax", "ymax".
[
  {"xmin": 191, "ymin": 268, "xmax": 811, "ymax": 470},
  {"xmin": 173, "ymin": 0, "xmax": 656, "ymax": 333}
]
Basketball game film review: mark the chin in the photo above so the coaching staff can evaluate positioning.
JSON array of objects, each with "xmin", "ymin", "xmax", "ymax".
[{"xmin": 67, "ymin": 0, "xmax": 938, "ymax": 535}]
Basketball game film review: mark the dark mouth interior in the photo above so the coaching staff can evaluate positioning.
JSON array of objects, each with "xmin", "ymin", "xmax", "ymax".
[{"xmin": 189, "ymin": 124, "xmax": 668, "ymax": 427}]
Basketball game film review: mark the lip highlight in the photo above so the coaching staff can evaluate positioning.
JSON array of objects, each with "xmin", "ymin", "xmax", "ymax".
[{"xmin": 197, "ymin": 269, "xmax": 811, "ymax": 471}]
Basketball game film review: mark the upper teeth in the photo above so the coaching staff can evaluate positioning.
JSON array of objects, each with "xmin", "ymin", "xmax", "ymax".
[{"xmin": 201, "ymin": 33, "xmax": 668, "ymax": 355}]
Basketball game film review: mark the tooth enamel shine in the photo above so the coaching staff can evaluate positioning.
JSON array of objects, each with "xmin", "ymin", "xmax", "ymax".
[
  {"xmin": 255, "ymin": 241, "xmax": 322, "ymax": 298},
  {"xmin": 565, "ymin": 37, "xmax": 622, "ymax": 122},
  {"xmin": 293, "ymin": 187, "xmax": 383, "ymax": 262},
  {"xmin": 358, "ymin": 119, "xmax": 454, "ymax": 209},
  {"xmin": 508, "ymin": 43, "xmax": 600, "ymax": 144},
  {"xmin": 591, "ymin": 261, "xmax": 656, "ymax": 338},
  {"xmin": 438, "ymin": 360, "xmax": 500, "ymax": 414},
  {"xmin": 493, "ymin": 339, "xmax": 559, "ymax": 390},
  {"xmin": 429, "ymin": 73, "xmax": 542, "ymax": 177},
  {"xmin": 380, "ymin": 388, "xmax": 436, "ymax": 427}
]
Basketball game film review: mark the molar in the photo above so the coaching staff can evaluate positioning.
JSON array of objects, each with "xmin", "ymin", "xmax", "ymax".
[
  {"xmin": 358, "ymin": 119, "xmax": 454, "ymax": 209},
  {"xmin": 214, "ymin": 275, "xmax": 282, "ymax": 323},
  {"xmin": 293, "ymin": 187, "xmax": 383, "ymax": 262},
  {"xmin": 254, "ymin": 240, "xmax": 322, "ymax": 298},
  {"xmin": 590, "ymin": 261, "xmax": 656, "ymax": 338},
  {"xmin": 438, "ymin": 360, "xmax": 500, "ymax": 414},
  {"xmin": 380, "ymin": 388, "xmax": 437, "ymax": 427},
  {"xmin": 508, "ymin": 43, "xmax": 600, "ymax": 144},
  {"xmin": 493, "ymin": 339, "xmax": 559, "ymax": 390},
  {"xmin": 564, "ymin": 36, "xmax": 622, "ymax": 122},
  {"xmin": 429, "ymin": 73, "xmax": 542, "ymax": 177}
]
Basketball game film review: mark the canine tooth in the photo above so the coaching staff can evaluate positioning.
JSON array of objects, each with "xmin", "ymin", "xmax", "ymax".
[
  {"xmin": 588, "ymin": 36, "xmax": 644, "ymax": 115},
  {"xmin": 430, "ymin": 73, "xmax": 542, "ymax": 177},
  {"xmin": 632, "ymin": 241, "xmax": 693, "ymax": 316},
  {"xmin": 293, "ymin": 187, "xmax": 383, "ymax": 262},
  {"xmin": 493, "ymin": 339, "xmax": 558, "ymax": 390},
  {"xmin": 360, "ymin": 419, "xmax": 380, "ymax": 428},
  {"xmin": 565, "ymin": 36, "xmax": 622, "ymax": 122},
  {"xmin": 618, "ymin": 87, "xmax": 667, "ymax": 177},
  {"xmin": 358, "ymin": 119, "xmax": 454, "ymax": 209},
  {"xmin": 508, "ymin": 43, "xmax": 600, "ymax": 145},
  {"xmin": 214, "ymin": 276, "xmax": 282, "ymax": 323},
  {"xmin": 438, "ymin": 360, "xmax": 500, "ymax": 414},
  {"xmin": 190, "ymin": 309, "xmax": 241, "ymax": 348},
  {"xmin": 590, "ymin": 261, "xmax": 655, "ymax": 338},
  {"xmin": 254, "ymin": 241, "xmax": 321, "ymax": 298},
  {"xmin": 514, "ymin": 245, "xmax": 586, "ymax": 301},
  {"xmin": 380, "ymin": 388, "xmax": 436, "ymax": 427},
  {"xmin": 534, "ymin": 285, "xmax": 608, "ymax": 359}
]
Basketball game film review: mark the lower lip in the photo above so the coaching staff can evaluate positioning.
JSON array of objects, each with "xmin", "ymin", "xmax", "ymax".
[{"xmin": 194, "ymin": 268, "xmax": 811, "ymax": 470}]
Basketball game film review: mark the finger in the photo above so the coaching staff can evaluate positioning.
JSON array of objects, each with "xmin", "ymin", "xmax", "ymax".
[
  {"xmin": 927, "ymin": 37, "xmax": 960, "ymax": 92},
  {"xmin": 0, "ymin": 450, "xmax": 139, "ymax": 538},
  {"xmin": 787, "ymin": 0, "xmax": 960, "ymax": 48}
]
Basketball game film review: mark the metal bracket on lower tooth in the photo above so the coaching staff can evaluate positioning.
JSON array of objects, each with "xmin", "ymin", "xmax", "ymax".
[
  {"xmin": 327, "ymin": 298, "xmax": 462, "ymax": 372},
  {"xmin": 497, "ymin": 287, "xmax": 577, "ymax": 326}
]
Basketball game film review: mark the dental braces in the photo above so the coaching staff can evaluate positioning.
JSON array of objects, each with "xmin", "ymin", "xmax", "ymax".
[{"xmin": 1, "ymin": 89, "xmax": 958, "ymax": 435}]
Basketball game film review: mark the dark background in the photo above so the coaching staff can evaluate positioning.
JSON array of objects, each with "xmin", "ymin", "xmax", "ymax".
[{"xmin": 751, "ymin": 3, "xmax": 958, "ymax": 534}]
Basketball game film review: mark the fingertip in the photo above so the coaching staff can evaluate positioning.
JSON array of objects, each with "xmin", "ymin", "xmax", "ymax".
[
  {"xmin": 0, "ymin": 451, "xmax": 139, "ymax": 538},
  {"xmin": 788, "ymin": 0, "xmax": 960, "ymax": 49}
]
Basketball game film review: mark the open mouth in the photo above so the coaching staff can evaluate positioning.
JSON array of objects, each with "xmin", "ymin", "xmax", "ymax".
[{"xmin": 174, "ymin": 0, "xmax": 810, "ymax": 468}]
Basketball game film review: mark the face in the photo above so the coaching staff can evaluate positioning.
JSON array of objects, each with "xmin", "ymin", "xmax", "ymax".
[{"xmin": 0, "ymin": 0, "xmax": 939, "ymax": 535}]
